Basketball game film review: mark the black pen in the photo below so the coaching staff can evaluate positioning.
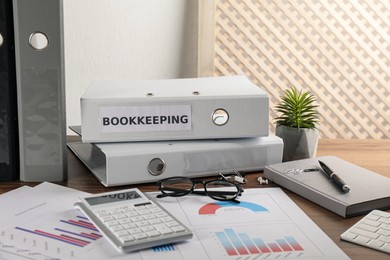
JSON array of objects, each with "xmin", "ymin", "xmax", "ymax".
[{"xmin": 318, "ymin": 160, "xmax": 350, "ymax": 193}]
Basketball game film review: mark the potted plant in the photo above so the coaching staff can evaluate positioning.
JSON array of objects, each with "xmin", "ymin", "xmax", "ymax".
[{"xmin": 274, "ymin": 87, "xmax": 320, "ymax": 162}]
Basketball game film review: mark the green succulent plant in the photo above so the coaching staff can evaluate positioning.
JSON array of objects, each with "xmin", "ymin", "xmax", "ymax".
[{"xmin": 274, "ymin": 87, "xmax": 320, "ymax": 129}]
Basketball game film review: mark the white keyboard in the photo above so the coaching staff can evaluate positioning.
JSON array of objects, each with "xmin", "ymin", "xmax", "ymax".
[{"xmin": 341, "ymin": 210, "xmax": 390, "ymax": 254}]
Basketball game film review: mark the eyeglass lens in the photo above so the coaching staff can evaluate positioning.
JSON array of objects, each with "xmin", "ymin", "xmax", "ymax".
[
  {"xmin": 205, "ymin": 180, "xmax": 238, "ymax": 200},
  {"xmin": 160, "ymin": 177, "xmax": 239, "ymax": 201},
  {"xmin": 160, "ymin": 177, "xmax": 193, "ymax": 196}
]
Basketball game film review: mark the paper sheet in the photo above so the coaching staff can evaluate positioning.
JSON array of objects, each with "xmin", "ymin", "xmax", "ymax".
[{"xmin": 0, "ymin": 183, "xmax": 349, "ymax": 259}]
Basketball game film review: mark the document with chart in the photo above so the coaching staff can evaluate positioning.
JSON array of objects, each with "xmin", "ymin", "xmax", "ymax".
[
  {"xmin": 0, "ymin": 184, "xmax": 348, "ymax": 259},
  {"xmin": 148, "ymin": 187, "xmax": 349, "ymax": 260}
]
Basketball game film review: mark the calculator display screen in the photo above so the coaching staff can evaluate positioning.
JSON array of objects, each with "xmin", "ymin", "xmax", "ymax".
[{"xmin": 85, "ymin": 191, "xmax": 142, "ymax": 206}]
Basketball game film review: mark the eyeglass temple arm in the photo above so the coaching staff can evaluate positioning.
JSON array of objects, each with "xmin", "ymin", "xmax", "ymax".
[{"xmin": 161, "ymin": 187, "xmax": 238, "ymax": 196}]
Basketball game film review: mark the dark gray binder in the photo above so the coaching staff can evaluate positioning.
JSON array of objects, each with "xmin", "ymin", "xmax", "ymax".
[
  {"xmin": 13, "ymin": 0, "xmax": 67, "ymax": 181},
  {"xmin": 0, "ymin": 0, "xmax": 19, "ymax": 181},
  {"xmin": 264, "ymin": 156, "xmax": 390, "ymax": 218}
]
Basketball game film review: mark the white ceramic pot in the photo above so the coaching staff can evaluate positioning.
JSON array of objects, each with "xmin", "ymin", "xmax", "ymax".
[{"xmin": 275, "ymin": 125, "xmax": 319, "ymax": 162}]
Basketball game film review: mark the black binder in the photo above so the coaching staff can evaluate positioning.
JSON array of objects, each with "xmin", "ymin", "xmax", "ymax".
[{"xmin": 0, "ymin": 0, "xmax": 19, "ymax": 181}]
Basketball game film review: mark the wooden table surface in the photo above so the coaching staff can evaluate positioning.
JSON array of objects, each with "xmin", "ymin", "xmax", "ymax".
[{"xmin": 1, "ymin": 138, "xmax": 389, "ymax": 259}]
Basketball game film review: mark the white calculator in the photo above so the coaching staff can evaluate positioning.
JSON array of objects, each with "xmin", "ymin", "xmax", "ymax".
[{"xmin": 74, "ymin": 188, "xmax": 193, "ymax": 252}]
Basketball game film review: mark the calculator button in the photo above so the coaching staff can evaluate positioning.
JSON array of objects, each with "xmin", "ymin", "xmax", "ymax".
[
  {"xmin": 113, "ymin": 214, "xmax": 127, "ymax": 220},
  {"xmin": 138, "ymin": 209, "xmax": 152, "ymax": 215},
  {"xmin": 110, "ymin": 210, "xmax": 123, "ymax": 215},
  {"xmin": 100, "ymin": 216, "xmax": 115, "ymax": 222},
  {"xmin": 155, "ymin": 224, "xmax": 173, "ymax": 235},
  {"xmin": 165, "ymin": 221, "xmax": 179, "ymax": 227},
  {"xmin": 136, "ymin": 221, "xmax": 150, "ymax": 227},
  {"xmin": 143, "ymin": 214, "xmax": 157, "ymax": 220},
  {"xmin": 105, "ymin": 220, "xmax": 120, "ymax": 227},
  {"xmin": 141, "ymin": 226, "xmax": 155, "ymax": 232},
  {"xmin": 126, "ymin": 212, "xmax": 139, "ymax": 217},
  {"xmin": 118, "ymin": 218, "xmax": 132, "ymax": 225},
  {"xmin": 148, "ymin": 219, "xmax": 162, "ymax": 225},
  {"xmin": 147, "ymin": 231, "xmax": 161, "ymax": 237},
  {"xmin": 97, "ymin": 212, "xmax": 110, "ymax": 218},
  {"xmin": 155, "ymin": 212, "xmax": 168, "ymax": 217},
  {"xmin": 171, "ymin": 225, "xmax": 186, "ymax": 232},
  {"xmin": 131, "ymin": 216, "xmax": 144, "ymax": 222},
  {"xmin": 116, "ymin": 230, "xmax": 129, "ymax": 237},
  {"xmin": 110, "ymin": 225, "xmax": 125, "ymax": 232},
  {"xmin": 128, "ymin": 228, "xmax": 143, "ymax": 235},
  {"xmin": 134, "ymin": 233, "xmax": 148, "ymax": 240},
  {"xmin": 120, "ymin": 235, "xmax": 135, "ymax": 243},
  {"xmin": 122, "ymin": 223, "xmax": 138, "ymax": 230},
  {"xmin": 122, "ymin": 208, "xmax": 135, "ymax": 213},
  {"xmin": 161, "ymin": 216, "xmax": 174, "ymax": 222}
]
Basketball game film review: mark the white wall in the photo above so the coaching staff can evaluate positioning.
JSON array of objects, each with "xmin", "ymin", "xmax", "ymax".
[{"xmin": 63, "ymin": 0, "xmax": 199, "ymax": 134}]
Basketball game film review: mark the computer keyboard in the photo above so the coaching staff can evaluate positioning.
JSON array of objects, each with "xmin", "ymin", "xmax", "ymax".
[{"xmin": 340, "ymin": 210, "xmax": 390, "ymax": 254}]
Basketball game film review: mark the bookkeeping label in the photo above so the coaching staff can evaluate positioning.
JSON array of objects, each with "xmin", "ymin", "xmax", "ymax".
[{"xmin": 99, "ymin": 105, "xmax": 192, "ymax": 133}]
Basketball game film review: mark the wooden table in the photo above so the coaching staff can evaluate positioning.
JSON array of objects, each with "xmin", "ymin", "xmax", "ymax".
[{"xmin": 1, "ymin": 138, "xmax": 389, "ymax": 259}]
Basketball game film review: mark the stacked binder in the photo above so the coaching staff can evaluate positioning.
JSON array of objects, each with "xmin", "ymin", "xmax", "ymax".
[
  {"xmin": 0, "ymin": 0, "xmax": 19, "ymax": 181},
  {"xmin": 12, "ymin": 0, "xmax": 67, "ymax": 182},
  {"xmin": 68, "ymin": 75, "xmax": 283, "ymax": 186}
]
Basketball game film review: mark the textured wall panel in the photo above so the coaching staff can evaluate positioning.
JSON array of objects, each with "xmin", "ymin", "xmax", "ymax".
[{"xmin": 215, "ymin": 0, "xmax": 390, "ymax": 139}]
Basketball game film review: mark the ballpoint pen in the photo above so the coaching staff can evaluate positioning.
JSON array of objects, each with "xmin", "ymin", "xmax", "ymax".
[{"xmin": 318, "ymin": 160, "xmax": 350, "ymax": 193}]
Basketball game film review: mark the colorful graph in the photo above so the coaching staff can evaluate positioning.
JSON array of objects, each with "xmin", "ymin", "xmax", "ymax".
[
  {"xmin": 15, "ymin": 216, "xmax": 102, "ymax": 247},
  {"xmin": 198, "ymin": 201, "xmax": 268, "ymax": 215},
  {"xmin": 153, "ymin": 243, "xmax": 176, "ymax": 252},
  {"xmin": 215, "ymin": 228, "xmax": 303, "ymax": 256}
]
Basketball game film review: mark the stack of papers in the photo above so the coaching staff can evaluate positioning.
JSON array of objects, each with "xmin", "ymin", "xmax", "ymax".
[{"xmin": 0, "ymin": 182, "xmax": 349, "ymax": 259}]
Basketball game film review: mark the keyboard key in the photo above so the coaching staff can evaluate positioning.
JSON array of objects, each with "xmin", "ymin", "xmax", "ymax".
[
  {"xmin": 368, "ymin": 239, "xmax": 384, "ymax": 248},
  {"xmin": 382, "ymin": 243, "xmax": 390, "ymax": 253},
  {"xmin": 349, "ymin": 227, "xmax": 379, "ymax": 239},
  {"xmin": 354, "ymin": 235, "xmax": 370, "ymax": 244},
  {"xmin": 341, "ymin": 210, "xmax": 390, "ymax": 254},
  {"xmin": 356, "ymin": 223, "xmax": 378, "ymax": 233}
]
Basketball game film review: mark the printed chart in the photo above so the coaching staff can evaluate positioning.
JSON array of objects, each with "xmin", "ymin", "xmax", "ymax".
[
  {"xmin": 2, "ymin": 210, "xmax": 104, "ymax": 259},
  {"xmin": 15, "ymin": 215, "xmax": 102, "ymax": 248},
  {"xmin": 177, "ymin": 192, "xmax": 290, "ymax": 227},
  {"xmin": 196, "ymin": 223, "xmax": 323, "ymax": 259}
]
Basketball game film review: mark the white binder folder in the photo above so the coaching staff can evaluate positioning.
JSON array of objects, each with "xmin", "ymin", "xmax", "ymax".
[{"xmin": 80, "ymin": 75, "xmax": 269, "ymax": 143}]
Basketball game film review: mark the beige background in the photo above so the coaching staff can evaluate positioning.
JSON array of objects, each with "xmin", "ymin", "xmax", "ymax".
[
  {"xmin": 64, "ymin": 0, "xmax": 389, "ymax": 139},
  {"xmin": 214, "ymin": 0, "xmax": 390, "ymax": 139}
]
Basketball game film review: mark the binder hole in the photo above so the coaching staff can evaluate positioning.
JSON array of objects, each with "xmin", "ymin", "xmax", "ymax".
[
  {"xmin": 212, "ymin": 109, "xmax": 229, "ymax": 126},
  {"xmin": 146, "ymin": 93, "xmax": 154, "ymax": 97},
  {"xmin": 192, "ymin": 91, "xmax": 200, "ymax": 95},
  {"xmin": 148, "ymin": 158, "xmax": 166, "ymax": 176},
  {"xmin": 0, "ymin": 34, "xmax": 3, "ymax": 47},
  {"xmin": 29, "ymin": 32, "xmax": 49, "ymax": 50}
]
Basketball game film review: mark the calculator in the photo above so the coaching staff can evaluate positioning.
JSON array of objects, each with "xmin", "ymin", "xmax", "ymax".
[{"xmin": 74, "ymin": 188, "xmax": 193, "ymax": 252}]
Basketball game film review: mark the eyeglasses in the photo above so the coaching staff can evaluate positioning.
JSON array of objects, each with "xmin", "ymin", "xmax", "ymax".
[{"xmin": 156, "ymin": 177, "xmax": 243, "ymax": 203}]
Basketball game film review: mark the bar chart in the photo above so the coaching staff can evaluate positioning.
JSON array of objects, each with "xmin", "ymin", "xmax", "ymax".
[
  {"xmin": 215, "ymin": 228, "xmax": 303, "ymax": 256},
  {"xmin": 15, "ymin": 215, "xmax": 102, "ymax": 247},
  {"xmin": 195, "ymin": 223, "xmax": 324, "ymax": 259},
  {"xmin": 152, "ymin": 243, "xmax": 176, "ymax": 252}
]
